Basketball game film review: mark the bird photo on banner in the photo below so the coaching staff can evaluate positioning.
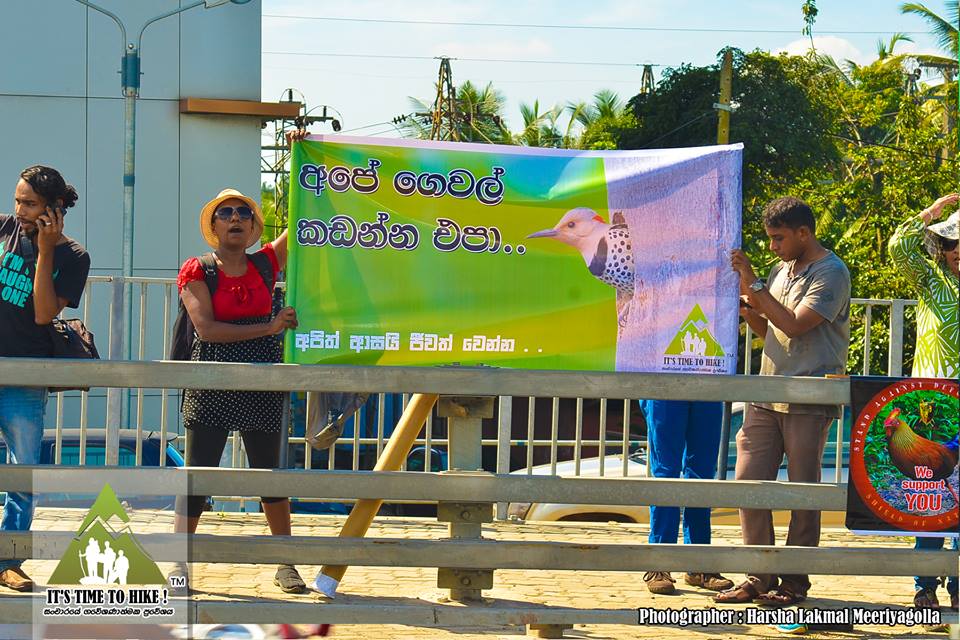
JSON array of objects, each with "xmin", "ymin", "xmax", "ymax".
[{"xmin": 527, "ymin": 208, "xmax": 635, "ymax": 330}]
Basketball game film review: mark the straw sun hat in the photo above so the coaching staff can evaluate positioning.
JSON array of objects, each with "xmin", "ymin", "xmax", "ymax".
[{"xmin": 199, "ymin": 188, "xmax": 265, "ymax": 249}]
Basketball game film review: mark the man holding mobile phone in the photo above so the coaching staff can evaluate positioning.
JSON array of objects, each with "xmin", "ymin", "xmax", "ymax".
[
  {"xmin": 715, "ymin": 196, "xmax": 850, "ymax": 607},
  {"xmin": 0, "ymin": 165, "xmax": 90, "ymax": 592}
]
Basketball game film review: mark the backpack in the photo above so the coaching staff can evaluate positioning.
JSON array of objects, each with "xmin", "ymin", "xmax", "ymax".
[
  {"xmin": 168, "ymin": 251, "xmax": 276, "ymax": 360},
  {"xmin": 15, "ymin": 231, "xmax": 100, "ymax": 391}
]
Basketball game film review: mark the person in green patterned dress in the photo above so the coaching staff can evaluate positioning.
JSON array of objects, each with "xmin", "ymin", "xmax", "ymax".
[{"xmin": 888, "ymin": 192, "xmax": 959, "ymax": 613}]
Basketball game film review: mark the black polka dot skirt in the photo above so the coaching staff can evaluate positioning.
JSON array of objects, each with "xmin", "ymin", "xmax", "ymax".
[{"xmin": 182, "ymin": 315, "xmax": 283, "ymax": 432}]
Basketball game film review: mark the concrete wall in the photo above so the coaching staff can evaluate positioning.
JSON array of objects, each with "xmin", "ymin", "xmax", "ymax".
[
  {"xmin": 0, "ymin": 0, "xmax": 263, "ymax": 275},
  {"xmin": 0, "ymin": 0, "xmax": 263, "ymax": 436}
]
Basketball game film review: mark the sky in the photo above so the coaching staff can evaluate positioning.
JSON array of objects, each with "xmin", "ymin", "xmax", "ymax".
[{"xmin": 260, "ymin": 0, "xmax": 951, "ymax": 141}]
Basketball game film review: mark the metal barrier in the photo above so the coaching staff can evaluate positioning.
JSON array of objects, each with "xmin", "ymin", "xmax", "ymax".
[
  {"xmin": 0, "ymin": 359, "xmax": 955, "ymax": 629},
  {"xmin": 43, "ymin": 276, "xmax": 917, "ymax": 494}
]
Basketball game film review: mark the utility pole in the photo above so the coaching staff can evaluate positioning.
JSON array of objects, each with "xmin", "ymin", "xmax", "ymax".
[
  {"xmin": 918, "ymin": 62, "xmax": 956, "ymax": 160},
  {"xmin": 74, "ymin": 0, "xmax": 252, "ymax": 363},
  {"xmin": 73, "ymin": 0, "xmax": 250, "ymax": 449},
  {"xmin": 639, "ymin": 64, "xmax": 656, "ymax": 95},
  {"xmin": 261, "ymin": 90, "xmax": 342, "ymax": 241},
  {"xmin": 716, "ymin": 49, "xmax": 733, "ymax": 145},
  {"xmin": 430, "ymin": 58, "xmax": 458, "ymax": 141}
]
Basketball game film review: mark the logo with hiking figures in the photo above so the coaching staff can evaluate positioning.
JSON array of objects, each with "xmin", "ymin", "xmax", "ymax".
[
  {"xmin": 42, "ymin": 484, "xmax": 176, "ymax": 619},
  {"xmin": 662, "ymin": 304, "xmax": 727, "ymax": 373}
]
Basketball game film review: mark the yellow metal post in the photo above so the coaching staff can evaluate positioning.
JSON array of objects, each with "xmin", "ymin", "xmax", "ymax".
[
  {"xmin": 315, "ymin": 392, "xmax": 439, "ymax": 596},
  {"xmin": 717, "ymin": 49, "xmax": 733, "ymax": 145}
]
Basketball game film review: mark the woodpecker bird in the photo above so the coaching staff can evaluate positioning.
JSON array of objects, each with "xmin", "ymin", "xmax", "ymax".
[{"xmin": 527, "ymin": 207, "xmax": 635, "ymax": 326}]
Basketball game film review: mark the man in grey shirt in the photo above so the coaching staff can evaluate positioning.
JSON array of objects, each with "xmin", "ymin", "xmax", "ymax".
[{"xmin": 715, "ymin": 196, "xmax": 850, "ymax": 607}]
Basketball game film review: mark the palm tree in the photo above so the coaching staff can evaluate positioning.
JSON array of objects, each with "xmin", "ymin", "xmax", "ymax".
[
  {"xmin": 456, "ymin": 81, "xmax": 512, "ymax": 144},
  {"xmin": 876, "ymin": 32, "xmax": 914, "ymax": 61},
  {"xmin": 515, "ymin": 100, "xmax": 562, "ymax": 147},
  {"xmin": 562, "ymin": 101, "xmax": 592, "ymax": 148},
  {"xmin": 401, "ymin": 81, "xmax": 511, "ymax": 143},
  {"xmin": 900, "ymin": 2, "xmax": 958, "ymax": 73},
  {"xmin": 571, "ymin": 90, "xmax": 627, "ymax": 150},
  {"xmin": 399, "ymin": 96, "xmax": 434, "ymax": 139},
  {"xmin": 900, "ymin": 2, "xmax": 958, "ymax": 157},
  {"xmin": 591, "ymin": 89, "xmax": 624, "ymax": 120}
]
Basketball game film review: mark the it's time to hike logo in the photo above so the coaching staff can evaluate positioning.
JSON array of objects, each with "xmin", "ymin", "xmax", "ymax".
[
  {"xmin": 48, "ymin": 484, "xmax": 165, "ymax": 585},
  {"xmin": 664, "ymin": 304, "xmax": 725, "ymax": 358}
]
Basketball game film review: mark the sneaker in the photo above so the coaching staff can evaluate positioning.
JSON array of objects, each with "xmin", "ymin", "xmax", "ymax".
[
  {"xmin": 0, "ymin": 567, "xmax": 33, "ymax": 592},
  {"xmin": 685, "ymin": 572, "xmax": 735, "ymax": 592},
  {"xmin": 643, "ymin": 571, "xmax": 676, "ymax": 595},
  {"xmin": 914, "ymin": 587, "xmax": 940, "ymax": 609},
  {"xmin": 772, "ymin": 623, "xmax": 808, "ymax": 635}
]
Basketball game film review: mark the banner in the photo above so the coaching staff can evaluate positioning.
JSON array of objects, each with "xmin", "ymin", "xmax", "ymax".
[
  {"xmin": 846, "ymin": 376, "xmax": 959, "ymax": 535},
  {"xmin": 285, "ymin": 136, "xmax": 742, "ymax": 373}
]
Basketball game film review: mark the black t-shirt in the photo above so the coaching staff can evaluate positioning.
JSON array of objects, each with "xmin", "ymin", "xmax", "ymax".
[{"xmin": 0, "ymin": 214, "xmax": 90, "ymax": 357}]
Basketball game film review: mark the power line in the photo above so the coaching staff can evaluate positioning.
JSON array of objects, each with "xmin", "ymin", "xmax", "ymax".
[
  {"xmin": 262, "ymin": 65, "xmax": 648, "ymax": 84},
  {"xmin": 639, "ymin": 112, "xmax": 716, "ymax": 148},
  {"xmin": 338, "ymin": 120, "xmax": 395, "ymax": 134},
  {"xmin": 262, "ymin": 13, "xmax": 922, "ymax": 36},
  {"xmin": 818, "ymin": 130, "xmax": 958, "ymax": 163},
  {"xmin": 263, "ymin": 51, "xmax": 655, "ymax": 68},
  {"xmin": 630, "ymin": 112, "xmax": 955, "ymax": 163}
]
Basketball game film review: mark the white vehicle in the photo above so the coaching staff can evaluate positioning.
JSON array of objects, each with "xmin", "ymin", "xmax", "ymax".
[{"xmin": 507, "ymin": 403, "xmax": 849, "ymax": 526}]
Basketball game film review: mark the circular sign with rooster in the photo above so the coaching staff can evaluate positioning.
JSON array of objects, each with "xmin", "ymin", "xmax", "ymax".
[{"xmin": 850, "ymin": 379, "xmax": 959, "ymax": 532}]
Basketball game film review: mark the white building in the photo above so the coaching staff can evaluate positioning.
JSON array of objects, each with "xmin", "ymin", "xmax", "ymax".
[{"xmin": 0, "ymin": 0, "xmax": 280, "ymax": 440}]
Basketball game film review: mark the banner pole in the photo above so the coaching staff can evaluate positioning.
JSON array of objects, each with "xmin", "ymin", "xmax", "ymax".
[{"xmin": 314, "ymin": 392, "xmax": 439, "ymax": 597}]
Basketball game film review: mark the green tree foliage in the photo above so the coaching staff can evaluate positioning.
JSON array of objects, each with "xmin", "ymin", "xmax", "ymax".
[
  {"xmin": 612, "ymin": 46, "xmax": 956, "ymax": 374},
  {"xmin": 573, "ymin": 90, "xmax": 637, "ymax": 150},
  {"xmin": 403, "ymin": 81, "xmax": 511, "ymax": 144},
  {"xmin": 791, "ymin": 60, "xmax": 956, "ymax": 374},
  {"xmin": 900, "ymin": 2, "xmax": 959, "ymax": 72},
  {"xmin": 514, "ymin": 99, "xmax": 563, "ymax": 147},
  {"xmin": 260, "ymin": 183, "xmax": 279, "ymax": 244},
  {"xmin": 621, "ymin": 50, "xmax": 839, "ymax": 256}
]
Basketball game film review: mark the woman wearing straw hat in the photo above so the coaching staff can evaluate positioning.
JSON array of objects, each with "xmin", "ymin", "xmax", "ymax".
[
  {"xmin": 888, "ymin": 192, "xmax": 959, "ymax": 615},
  {"xmin": 172, "ymin": 187, "xmax": 306, "ymax": 594}
]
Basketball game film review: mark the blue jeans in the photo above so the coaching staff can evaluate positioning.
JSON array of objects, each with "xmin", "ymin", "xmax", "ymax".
[
  {"xmin": 639, "ymin": 399, "xmax": 723, "ymax": 545},
  {"xmin": 0, "ymin": 386, "xmax": 48, "ymax": 571},
  {"xmin": 915, "ymin": 536, "xmax": 959, "ymax": 596}
]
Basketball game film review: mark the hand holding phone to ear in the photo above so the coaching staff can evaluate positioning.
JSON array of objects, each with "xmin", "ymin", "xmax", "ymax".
[{"xmin": 36, "ymin": 204, "xmax": 65, "ymax": 253}]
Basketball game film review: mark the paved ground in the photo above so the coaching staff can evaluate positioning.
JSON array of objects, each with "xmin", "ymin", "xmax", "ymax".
[{"xmin": 5, "ymin": 508, "xmax": 959, "ymax": 639}]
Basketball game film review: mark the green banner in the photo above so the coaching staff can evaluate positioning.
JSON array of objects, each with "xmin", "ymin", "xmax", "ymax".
[{"xmin": 285, "ymin": 137, "xmax": 742, "ymax": 373}]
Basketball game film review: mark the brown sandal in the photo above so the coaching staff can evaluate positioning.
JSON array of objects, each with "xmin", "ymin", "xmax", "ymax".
[
  {"xmin": 714, "ymin": 580, "xmax": 761, "ymax": 604},
  {"xmin": 754, "ymin": 586, "xmax": 806, "ymax": 607}
]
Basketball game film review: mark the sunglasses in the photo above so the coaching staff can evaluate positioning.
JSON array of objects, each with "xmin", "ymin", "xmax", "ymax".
[
  {"xmin": 214, "ymin": 206, "xmax": 254, "ymax": 221},
  {"xmin": 941, "ymin": 238, "xmax": 959, "ymax": 251}
]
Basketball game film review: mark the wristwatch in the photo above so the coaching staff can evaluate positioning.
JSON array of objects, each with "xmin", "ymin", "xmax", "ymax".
[{"xmin": 749, "ymin": 278, "xmax": 765, "ymax": 293}]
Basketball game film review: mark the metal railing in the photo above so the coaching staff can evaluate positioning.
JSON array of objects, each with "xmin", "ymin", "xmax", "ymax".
[
  {"xmin": 31, "ymin": 276, "xmax": 918, "ymax": 505},
  {"xmin": 0, "ymin": 359, "xmax": 955, "ymax": 629}
]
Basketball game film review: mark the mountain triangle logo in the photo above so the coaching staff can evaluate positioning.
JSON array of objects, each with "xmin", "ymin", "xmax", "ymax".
[
  {"xmin": 48, "ymin": 484, "xmax": 165, "ymax": 586},
  {"xmin": 664, "ymin": 304, "xmax": 725, "ymax": 357}
]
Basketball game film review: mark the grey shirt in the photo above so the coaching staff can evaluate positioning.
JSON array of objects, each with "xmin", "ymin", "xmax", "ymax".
[{"xmin": 758, "ymin": 250, "xmax": 850, "ymax": 415}]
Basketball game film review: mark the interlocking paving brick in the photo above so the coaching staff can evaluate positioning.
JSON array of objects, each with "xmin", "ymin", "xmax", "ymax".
[{"xmin": 8, "ymin": 509, "xmax": 956, "ymax": 639}]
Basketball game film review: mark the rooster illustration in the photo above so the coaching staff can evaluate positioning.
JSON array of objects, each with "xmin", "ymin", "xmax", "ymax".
[{"xmin": 883, "ymin": 407, "xmax": 959, "ymax": 507}]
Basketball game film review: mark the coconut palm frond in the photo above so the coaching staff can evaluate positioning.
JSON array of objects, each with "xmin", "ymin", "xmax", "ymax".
[
  {"xmin": 877, "ymin": 32, "xmax": 915, "ymax": 59},
  {"xmin": 814, "ymin": 53, "xmax": 856, "ymax": 85},
  {"xmin": 593, "ymin": 89, "xmax": 624, "ymax": 119},
  {"xmin": 900, "ymin": 2, "xmax": 959, "ymax": 58}
]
